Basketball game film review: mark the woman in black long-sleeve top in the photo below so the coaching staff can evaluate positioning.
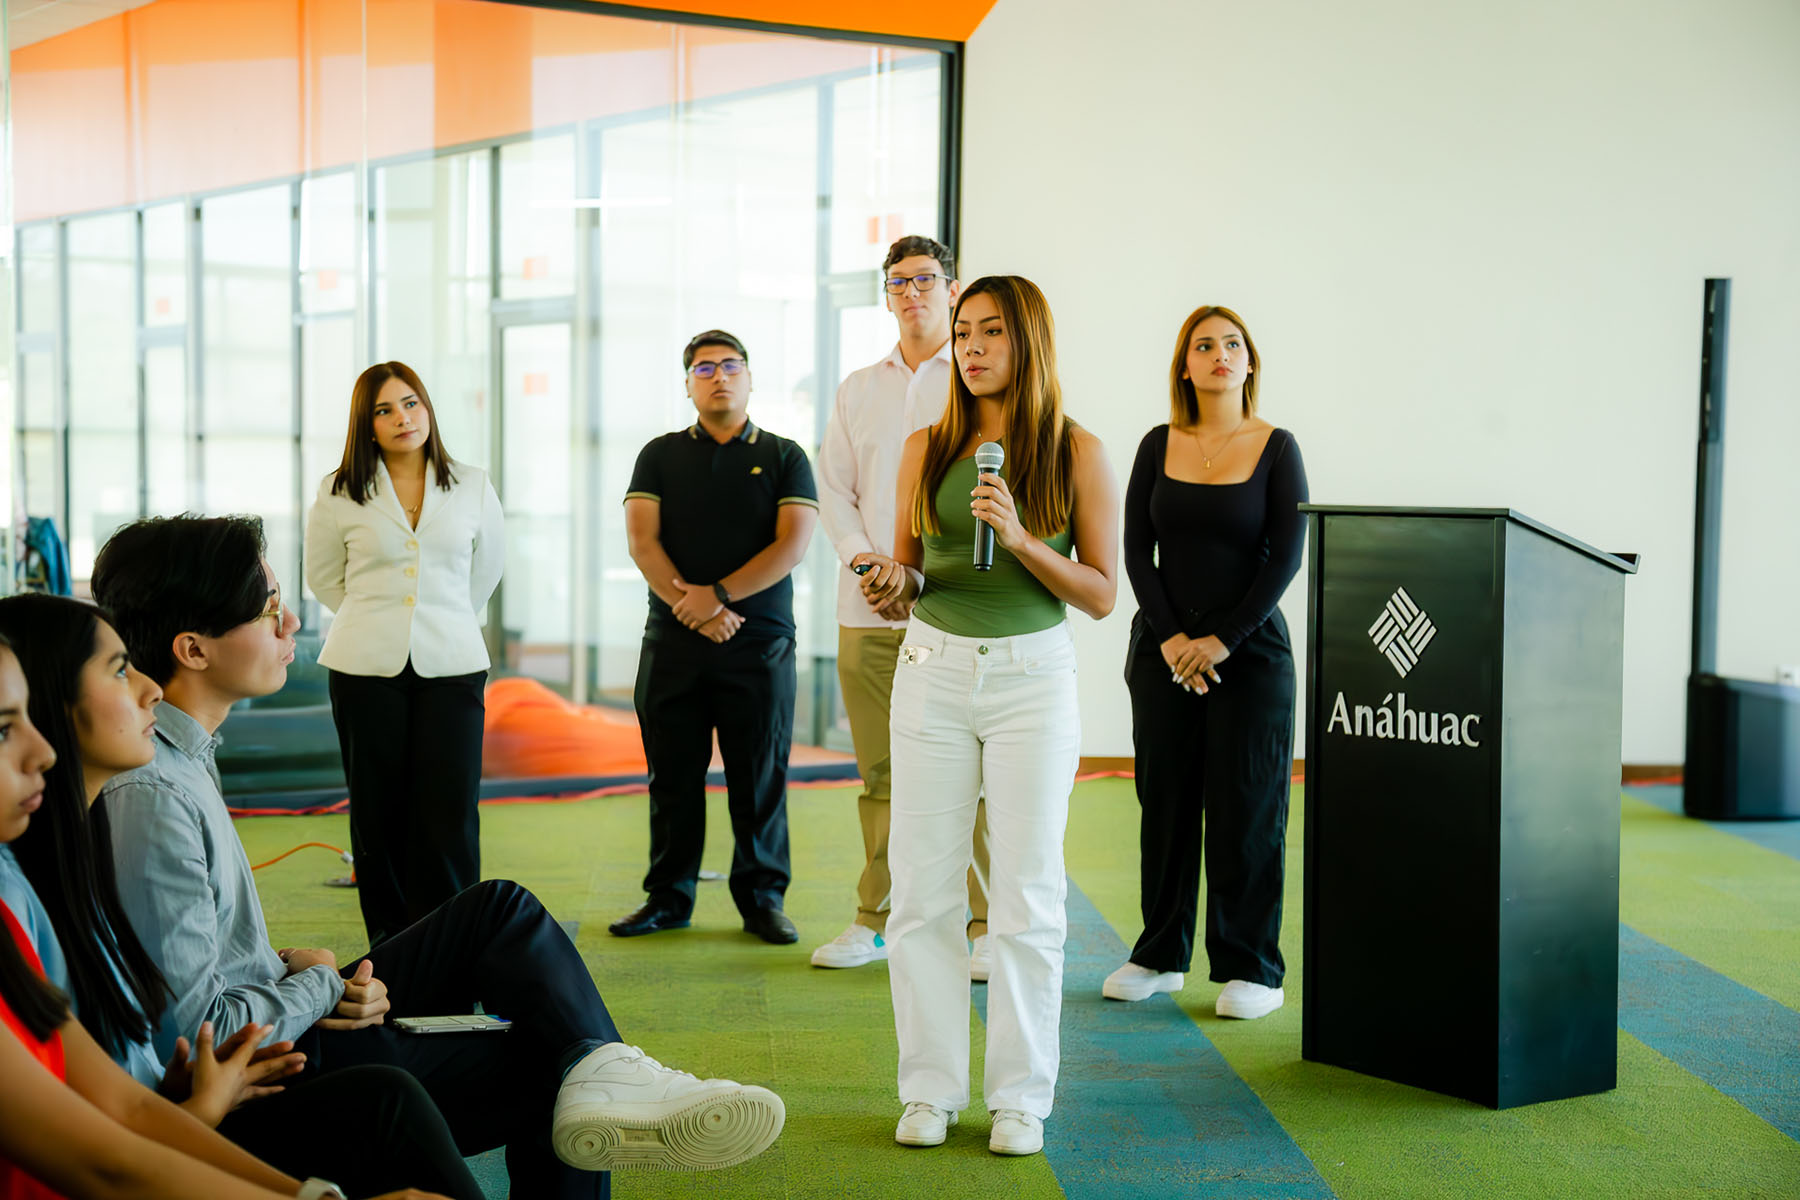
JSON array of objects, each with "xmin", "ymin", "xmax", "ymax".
[{"xmin": 1105, "ymin": 305, "xmax": 1308, "ymax": 1020}]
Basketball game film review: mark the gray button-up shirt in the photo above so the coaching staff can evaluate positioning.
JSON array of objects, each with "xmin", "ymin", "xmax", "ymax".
[{"xmin": 102, "ymin": 701, "xmax": 345, "ymax": 1054}]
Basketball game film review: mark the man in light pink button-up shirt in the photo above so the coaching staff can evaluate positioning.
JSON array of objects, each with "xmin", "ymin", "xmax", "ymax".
[{"xmin": 809, "ymin": 236, "xmax": 993, "ymax": 976}]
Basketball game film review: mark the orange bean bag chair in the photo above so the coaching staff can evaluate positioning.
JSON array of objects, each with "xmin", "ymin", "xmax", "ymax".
[{"xmin": 482, "ymin": 676, "xmax": 648, "ymax": 779}]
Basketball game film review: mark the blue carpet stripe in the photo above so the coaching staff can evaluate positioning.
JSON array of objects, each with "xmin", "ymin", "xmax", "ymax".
[
  {"xmin": 1626, "ymin": 785, "xmax": 1800, "ymax": 862},
  {"xmin": 976, "ymin": 880, "xmax": 1336, "ymax": 1199},
  {"xmin": 1619, "ymin": 924, "xmax": 1800, "ymax": 1142}
]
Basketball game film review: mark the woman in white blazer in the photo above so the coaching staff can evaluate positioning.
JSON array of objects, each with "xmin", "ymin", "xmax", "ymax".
[{"xmin": 305, "ymin": 361, "xmax": 504, "ymax": 946}]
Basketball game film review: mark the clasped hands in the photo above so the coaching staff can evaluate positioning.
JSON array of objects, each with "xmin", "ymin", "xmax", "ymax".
[
  {"xmin": 279, "ymin": 947, "xmax": 391, "ymax": 1031},
  {"xmin": 669, "ymin": 577, "xmax": 743, "ymax": 643},
  {"xmin": 1162, "ymin": 632, "xmax": 1230, "ymax": 694}
]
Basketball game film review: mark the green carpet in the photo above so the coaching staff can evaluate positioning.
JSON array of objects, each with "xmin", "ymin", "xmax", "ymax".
[{"xmin": 239, "ymin": 781, "xmax": 1800, "ymax": 1198}]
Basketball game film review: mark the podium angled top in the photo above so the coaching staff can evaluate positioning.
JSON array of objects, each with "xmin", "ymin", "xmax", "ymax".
[{"xmin": 1297, "ymin": 505, "xmax": 1639, "ymax": 575}]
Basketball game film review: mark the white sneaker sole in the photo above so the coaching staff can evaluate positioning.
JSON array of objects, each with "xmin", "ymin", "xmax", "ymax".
[
  {"xmin": 1102, "ymin": 972, "xmax": 1184, "ymax": 1002},
  {"xmin": 810, "ymin": 946, "xmax": 887, "ymax": 969},
  {"xmin": 1215, "ymin": 990, "xmax": 1284, "ymax": 1020},
  {"xmin": 553, "ymin": 1084, "xmax": 785, "ymax": 1172},
  {"xmin": 989, "ymin": 1134, "xmax": 1043, "ymax": 1156}
]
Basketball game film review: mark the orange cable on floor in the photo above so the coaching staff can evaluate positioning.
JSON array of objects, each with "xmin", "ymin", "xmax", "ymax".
[{"xmin": 249, "ymin": 841, "xmax": 352, "ymax": 872}]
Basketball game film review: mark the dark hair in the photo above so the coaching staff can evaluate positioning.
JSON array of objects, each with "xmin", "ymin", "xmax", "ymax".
[
  {"xmin": 0, "ymin": 913, "xmax": 67, "ymax": 1042},
  {"xmin": 0, "ymin": 634, "xmax": 71, "ymax": 1042},
  {"xmin": 682, "ymin": 329, "xmax": 750, "ymax": 371},
  {"xmin": 330, "ymin": 362, "xmax": 459, "ymax": 503},
  {"xmin": 0, "ymin": 596, "xmax": 171, "ymax": 1058},
  {"xmin": 90, "ymin": 515, "xmax": 269, "ymax": 686},
  {"xmin": 882, "ymin": 235, "xmax": 955, "ymax": 279},
  {"xmin": 1169, "ymin": 304, "xmax": 1260, "ymax": 424}
]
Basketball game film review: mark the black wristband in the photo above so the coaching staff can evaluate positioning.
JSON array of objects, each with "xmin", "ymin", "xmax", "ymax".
[{"xmin": 713, "ymin": 581, "xmax": 732, "ymax": 605}]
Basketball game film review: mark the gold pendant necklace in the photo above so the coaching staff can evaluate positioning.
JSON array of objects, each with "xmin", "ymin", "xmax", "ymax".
[{"xmin": 1193, "ymin": 421, "xmax": 1245, "ymax": 469}]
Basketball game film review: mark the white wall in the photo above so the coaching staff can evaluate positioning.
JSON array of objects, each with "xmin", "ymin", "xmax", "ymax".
[{"xmin": 960, "ymin": 0, "xmax": 1800, "ymax": 762}]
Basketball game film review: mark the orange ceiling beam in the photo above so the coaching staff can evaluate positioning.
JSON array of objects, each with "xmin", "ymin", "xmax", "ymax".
[
  {"xmin": 567, "ymin": 1, "xmax": 995, "ymax": 43},
  {"xmin": 13, "ymin": 0, "xmax": 944, "ymax": 220}
]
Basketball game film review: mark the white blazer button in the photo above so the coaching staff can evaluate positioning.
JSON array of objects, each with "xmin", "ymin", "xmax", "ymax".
[
  {"xmin": 404, "ymin": 566, "xmax": 417, "ymax": 577},
  {"xmin": 404, "ymin": 595, "xmax": 416, "ymax": 606},
  {"xmin": 406, "ymin": 540, "xmax": 419, "ymax": 551}
]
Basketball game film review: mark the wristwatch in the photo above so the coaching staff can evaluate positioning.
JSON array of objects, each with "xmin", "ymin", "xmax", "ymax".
[
  {"xmin": 297, "ymin": 1180, "xmax": 347, "ymax": 1200},
  {"xmin": 712, "ymin": 581, "xmax": 732, "ymax": 605}
]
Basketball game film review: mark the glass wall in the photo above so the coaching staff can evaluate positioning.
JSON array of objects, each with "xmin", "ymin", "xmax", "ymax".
[{"xmin": 8, "ymin": 0, "xmax": 952, "ymax": 749}]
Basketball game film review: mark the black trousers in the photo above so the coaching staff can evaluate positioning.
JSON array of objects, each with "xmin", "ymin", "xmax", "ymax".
[
  {"xmin": 633, "ymin": 631, "xmax": 795, "ymax": 918},
  {"xmin": 329, "ymin": 661, "xmax": 486, "ymax": 946},
  {"xmin": 1125, "ymin": 613, "xmax": 1296, "ymax": 985},
  {"xmin": 299, "ymin": 879, "xmax": 621, "ymax": 1200},
  {"xmin": 219, "ymin": 1065, "xmax": 485, "ymax": 1200}
]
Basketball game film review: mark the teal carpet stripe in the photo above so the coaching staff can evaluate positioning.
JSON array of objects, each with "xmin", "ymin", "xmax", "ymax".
[
  {"xmin": 975, "ymin": 881, "xmax": 1336, "ymax": 1199},
  {"xmin": 1619, "ymin": 924, "xmax": 1800, "ymax": 1141},
  {"xmin": 1627, "ymin": 785, "xmax": 1800, "ymax": 861}
]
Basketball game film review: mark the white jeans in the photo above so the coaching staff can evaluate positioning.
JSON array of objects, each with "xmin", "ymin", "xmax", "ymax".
[{"xmin": 887, "ymin": 617, "xmax": 1080, "ymax": 1120}]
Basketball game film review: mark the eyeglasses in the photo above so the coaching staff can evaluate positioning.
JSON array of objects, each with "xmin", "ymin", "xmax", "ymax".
[
  {"xmin": 884, "ymin": 273, "xmax": 945, "ymax": 294},
  {"xmin": 258, "ymin": 590, "xmax": 284, "ymax": 625},
  {"xmin": 689, "ymin": 358, "xmax": 746, "ymax": 379}
]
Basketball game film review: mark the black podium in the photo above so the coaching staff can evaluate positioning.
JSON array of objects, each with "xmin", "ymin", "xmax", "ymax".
[{"xmin": 1298, "ymin": 506, "xmax": 1637, "ymax": 1109}]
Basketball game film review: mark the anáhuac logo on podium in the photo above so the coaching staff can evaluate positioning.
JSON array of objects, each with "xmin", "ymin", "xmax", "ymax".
[
  {"xmin": 1368, "ymin": 587, "xmax": 1435, "ymax": 678},
  {"xmin": 1326, "ymin": 585, "xmax": 1482, "ymax": 748}
]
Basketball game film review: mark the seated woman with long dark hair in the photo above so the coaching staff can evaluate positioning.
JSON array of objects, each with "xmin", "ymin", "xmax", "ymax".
[{"xmin": 0, "ymin": 597, "xmax": 475, "ymax": 1200}]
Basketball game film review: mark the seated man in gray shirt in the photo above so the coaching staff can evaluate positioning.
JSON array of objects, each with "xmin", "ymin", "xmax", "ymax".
[{"xmin": 90, "ymin": 514, "xmax": 785, "ymax": 1197}]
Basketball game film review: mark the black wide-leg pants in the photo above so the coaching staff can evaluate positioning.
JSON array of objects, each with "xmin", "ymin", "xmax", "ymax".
[
  {"xmin": 301, "ymin": 879, "xmax": 621, "ymax": 1200},
  {"xmin": 218, "ymin": 1065, "xmax": 485, "ymax": 1200},
  {"xmin": 633, "ymin": 631, "xmax": 795, "ymax": 918},
  {"xmin": 329, "ymin": 660, "xmax": 487, "ymax": 947},
  {"xmin": 1125, "ymin": 613, "xmax": 1296, "ymax": 985}
]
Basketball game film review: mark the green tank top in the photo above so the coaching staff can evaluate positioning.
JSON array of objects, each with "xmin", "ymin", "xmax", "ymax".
[{"xmin": 913, "ymin": 454, "xmax": 1074, "ymax": 636}]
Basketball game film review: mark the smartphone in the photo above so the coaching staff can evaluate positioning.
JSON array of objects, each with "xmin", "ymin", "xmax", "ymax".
[{"xmin": 391, "ymin": 1014, "xmax": 513, "ymax": 1034}]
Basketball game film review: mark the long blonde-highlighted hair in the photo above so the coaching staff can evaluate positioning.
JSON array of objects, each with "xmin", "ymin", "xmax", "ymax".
[
  {"xmin": 912, "ymin": 275, "xmax": 1077, "ymax": 539},
  {"xmin": 1169, "ymin": 304, "xmax": 1260, "ymax": 426}
]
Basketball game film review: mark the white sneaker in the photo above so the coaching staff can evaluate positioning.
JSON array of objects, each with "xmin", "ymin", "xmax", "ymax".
[
  {"xmin": 969, "ymin": 934, "xmax": 992, "ymax": 982},
  {"xmin": 552, "ymin": 1043, "xmax": 785, "ymax": 1172},
  {"xmin": 810, "ymin": 924, "xmax": 887, "ymax": 969},
  {"xmin": 1102, "ymin": 962, "xmax": 1184, "ymax": 1002},
  {"xmin": 988, "ymin": 1109, "xmax": 1043, "ymax": 1156},
  {"xmin": 1215, "ymin": 979, "xmax": 1284, "ymax": 1020},
  {"xmin": 895, "ymin": 1101, "xmax": 957, "ymax": 1147}
]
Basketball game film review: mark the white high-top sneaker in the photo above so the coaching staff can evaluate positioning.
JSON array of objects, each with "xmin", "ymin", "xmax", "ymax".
[
  {"xmin": 1214, "ymin": 979, "xmax": 1285, "ymax": 1020},
  {"xmin": 552, "ymin": 1043, "xmax": 785, "ymax": 1172}
]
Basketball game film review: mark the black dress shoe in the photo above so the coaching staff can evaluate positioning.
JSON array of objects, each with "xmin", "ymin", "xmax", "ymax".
[
  {"xmin": 608, "ymin": 904, "xmax": 690, "ymax": 938},
  {"xmin": 742, "ymin": 907, "xmax": 799, "ymax": 945}
]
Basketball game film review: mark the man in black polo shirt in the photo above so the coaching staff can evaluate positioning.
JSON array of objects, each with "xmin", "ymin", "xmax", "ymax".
[{"xmin": 612, "ymin": 329, "xmax": 819, "ymax": 946}]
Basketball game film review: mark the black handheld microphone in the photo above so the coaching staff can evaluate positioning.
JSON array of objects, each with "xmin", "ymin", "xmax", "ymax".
[{"xmin": 973, "ymin": 441, "xmax": 1005, "ymax": 572}]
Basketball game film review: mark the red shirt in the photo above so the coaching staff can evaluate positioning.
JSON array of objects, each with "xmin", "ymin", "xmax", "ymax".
[{"xmin": 1, "ymin": 902, "xmax": 67, "ymax": 1200}]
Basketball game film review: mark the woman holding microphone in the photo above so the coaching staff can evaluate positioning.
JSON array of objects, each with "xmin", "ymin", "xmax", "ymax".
[
  {"xmin": 1106, "ymin": 305, "xmax": 1307, "ymax": 1020},
  {"xmin": 306, "ymin": 363, "xmax": 503, "ymax": 947},
  {"xmin": 858, "ymin": 276, "xmax": 1118, "ymax": 1157}
]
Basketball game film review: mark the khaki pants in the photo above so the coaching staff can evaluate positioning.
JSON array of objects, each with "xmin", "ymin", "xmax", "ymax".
[{"xmin": 837, "ymin": 625, "xmax": 990, "ymax": 937}]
